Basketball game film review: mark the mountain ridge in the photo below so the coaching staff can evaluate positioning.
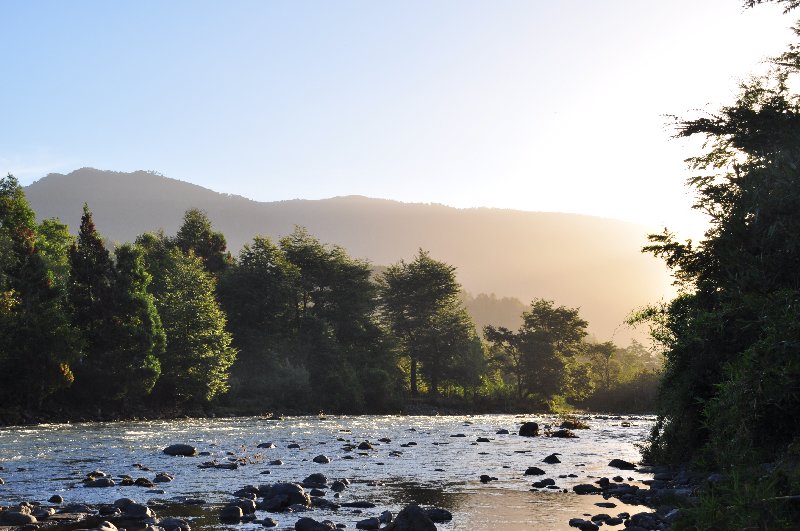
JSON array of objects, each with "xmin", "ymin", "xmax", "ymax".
[{"xmin": 24, "ymin": 167, "xmax": 671, "ymax": 342}]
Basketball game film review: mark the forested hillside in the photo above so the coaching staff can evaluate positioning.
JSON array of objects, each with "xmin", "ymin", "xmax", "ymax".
[
  {"xmin": 24, "ymin": 168, "xmax": 671, "ymax": 342},
  {"xmin": 0, "ymin": 177, "xmax": 660, "ymax": 423}
]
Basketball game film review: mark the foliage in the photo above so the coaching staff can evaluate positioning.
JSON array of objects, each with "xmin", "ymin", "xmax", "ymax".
[
  {"xmin": 673, "ymin": 466, "xmax": 800, "ymax": 530},
  {"xmin": 637, "ymin": 23, "xmax": 800, "ymax": 466},
  {"xmin": 139, "ymin": 233, "xmax": 236, "ymax": 403},
  {"xmin": 68, "ymin": 207, "xmax": 166, "ymax": 404},
  {"xmin": 174, "ymin": 208, "xmax": 231, "ymax": 274},
  {"xmin": 380, "ymin": 250, "xmax": 484, "ymax": 397},
  {"xmin": 485, "ymin": 298, "xmax": 588, "ymax": 402},
  {"xmin": 0, "ymin": 175, "xmax": 79, "ymax": 408}
]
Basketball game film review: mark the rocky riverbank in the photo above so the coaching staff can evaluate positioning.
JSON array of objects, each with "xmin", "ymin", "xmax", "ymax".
[
  {"xmin": 0, "ymin": 414, "xmax": 661, "ymax": 530},
  {"xmin": 565, "ymin": 462, "xmax": 706, "ymax": 530}
]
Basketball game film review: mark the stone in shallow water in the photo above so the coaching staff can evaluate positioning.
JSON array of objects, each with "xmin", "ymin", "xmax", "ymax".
[
  {"xmin": 608, "ymin": 458, "xmax": 636, "ymax": 470},
  {"xmin": 163, "ymin": 444, "xmax": 197, "ymax": 457},
  {"xmin": 524, "ymin": 466, "xmax": 546, "ymax": 476}
]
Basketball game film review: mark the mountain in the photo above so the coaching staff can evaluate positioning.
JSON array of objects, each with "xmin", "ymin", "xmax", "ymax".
[{"xmin": 24, "ymin": 167, "xmax": 672, "ymax": 342}]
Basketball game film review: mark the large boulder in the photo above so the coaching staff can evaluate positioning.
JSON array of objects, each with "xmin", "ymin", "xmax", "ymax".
[
  {"xmin": 0, "ymin": 511, "xmax": 38, "ymax": 525},
  {"xmin": 572, "ymin": 484, "xmax": 602, "ymax": 495},
  {"xmin": 608, "ymin": 458, "xmax": 636, "ymax": 470},
  {"xmin": 519, "ymin": 422, "xmax": 539, "ymax": 437},
  {"xmin": 163, "ymin": 444, "xmax": 197, "ymax": 457},
  {"xmin": 384, "ymin": 504, "xmax": 436, "ymax": 531},
  {"xmin": 260, "ymin": 483, "xmax": 311, "ymax": 508},
  {"xmin": 524, "ymin": 466, "xmax": 546, "ymax": 476},
  {"xmin": 219, "ymin": 505, "xmax": 243, "ymax": 523},
  {"xmin": 295, "ymin": 517, "xmax": 336, "ymax": 531},
  {"xmin": 301, "ymin": 473, "xmax": 328, "ymax": 488}
]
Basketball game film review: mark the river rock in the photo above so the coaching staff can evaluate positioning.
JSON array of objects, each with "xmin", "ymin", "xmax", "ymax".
[
  {"xmin": 302, "ymin": 473, "xmax": 328, "ymax": 488},
  {"xmin": 568, "ymin": 519, "xmax": 598, "ymax": 531},
  {"xmin": 295, "ymin": 517, "xmax": 336, "ymax": 530},
  {"xmin": 550, "ymin": 429, "xmax": 578, "ymax": 438},
  {"xmin": 135, "ymin": 477, "xmax": 154, "ymax": 487},
  {"xmin": 124, "ymin": 502, "xmax": 155, "ymax": 519},
  {"xmin": 163, "ymin": 444, "xmax": 197, "ymax": 457},
  {"xmin": 379, "ymin": 510, "xmax": 392, "ymax": 524},
  {"xmin": 524, "ymin": 466, "xmax": 546, "ymax": 476},
  {"xmin": 233, "ymin": 498, "xmax": 257, "ymax": 514},
  {"xmin": 114, "ymin": 497, "xmax": 137, "ymax": 509},
  {"xmin": 341, "ymin": 501, "xmax": 377, "ymax": 508},
  {"xmin": 313, "ymin": 454, "xmax": 331, "ymax": 464},
  {"xmin": 425, "ymin": 507, "xmax": 452, "ymax": 522},
  {"xmin": 358, "ymin": 441, "xmax": 374, "ymax": 450},
  {"xmin": 572, "ymin": 484, "xmax": 601, "ymax": 495},
  {"xmin": 219, "ymin": 504, "xmax": 243, "ymax": 522},
  {"xmin": 261, "ymin": 516, "xmax": 278, "ymax": 527},
  {"xmin": 476, "ymin": 437, "xmax": 490, "ymax": 443},
  {"xmin": 311, "ymin": 497, "xmax": 340, "ymax": 510},
  {"xmin": 384, "ymin": 504, "xmax": 436, "ymax": 531},
  {"xmin": 324, "ymin": 480, "xmax": 346, "ymax": 493},
  {"xmin": 158, "ymin": 516, "xmax": 191, "ymax": 530},
  {"xmin": 234, "ymin": 485, "xmax": 259, "ymax": 497},
  {"xmin": 0, "ymin": 511, "xmax": 38, "ymax": 525},
  {"xmin": 608, "ymin": 458, "xmax": 636, "ymax": 470},
  {"xmin": 85, "ymin": 477, "xmax": 116, "ymax": 487},
  {"xmin": 288, "ymin": 443, "xmax": 301, "ymax": 449},
  {"xmin": 49, "ymin": 494, "xmax": 64, "ymax": 504},
  {"xmin": 519, "ymin": 422, "xmax": 539, "ymax": 436},
  {"xmin": 356, "ymin": 517, "xmax": 381, "ymax": 529},
  {"xmin": 543, "ymin": 453, "xmax": 561, "ymax": 464},
  {"xmin": 496, "ymin": 428, "xmax": 509, "ymax": 434},
  {"xmin": 260, "ymin": 482, "xmax": 311, "ymax": 508},
  {"xmin": 154, "ymin": 472, "xmax": 174, "ymax": 483},
  {"xmin": 257, "ymin": 442, "xmax": 276, "ymax": 449}
]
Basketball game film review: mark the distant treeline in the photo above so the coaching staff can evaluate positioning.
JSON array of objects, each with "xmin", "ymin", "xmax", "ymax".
[{"xmin": 0, "ymin": 175, "xmax": 659, "ymax": 422}]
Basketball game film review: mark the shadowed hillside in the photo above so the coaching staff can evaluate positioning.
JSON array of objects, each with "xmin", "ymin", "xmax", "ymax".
[{"xmin": 24, "ymin": 168, "xmax": 671, "ymax": 341}]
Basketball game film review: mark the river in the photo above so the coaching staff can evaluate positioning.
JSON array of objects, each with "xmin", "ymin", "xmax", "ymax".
[{"xmin": 0, "ymin": 414, "xmax": 654, "ymax": 530}]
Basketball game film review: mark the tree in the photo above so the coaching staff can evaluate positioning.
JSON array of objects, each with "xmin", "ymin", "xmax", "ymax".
[
  {"xmin": 68, "ymin": 207, "xmax": 166, "ymax": 404},
  {"xmin": 638, "ymin": 23, "xmax": 800, "ymax": 465},
  {"xmin": 278, "ymin": 227, "xmax": 395, "ymax": 411},
  {"xmin": 218, "ymin": 236, "xmax": 299, "ymax": 401},
  {"xmin": 486, "ymin": 298, "xmax": 588, "ymax": 402},
  {"xmin": 36, "ymin": 218, "xmax": 74, "ymax": 290},
  {"xmin": 107, "ymin": 243, "xmax": 165, "ymax": 399},
  {"xmin": 0, "ymin": 175, "xmax": 78, "ymax": 408},
  {"xmin": 139, "ymin": 234, "xmax": 236, "ymax": 403},
  {"xmin": 174, "ymin": 208, "xmax": 231, "ymax": 274},
  {"xmin": 381, "ymin": 250, "xmax": 481, "ymax": 397},
  {"xmin": 588, "ymin": 341, "xmax": 616, "ymax": 392}
]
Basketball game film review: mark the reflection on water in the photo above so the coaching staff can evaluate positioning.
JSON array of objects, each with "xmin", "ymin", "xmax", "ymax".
[{"xmin": 0, "ymin": 415, "xmax": 654, "ymax": 530}]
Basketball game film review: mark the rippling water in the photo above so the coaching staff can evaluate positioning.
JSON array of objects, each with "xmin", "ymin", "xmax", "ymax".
[{"xmin": 0, "ymin": 414, "xmax": 654, "ymax": 530}]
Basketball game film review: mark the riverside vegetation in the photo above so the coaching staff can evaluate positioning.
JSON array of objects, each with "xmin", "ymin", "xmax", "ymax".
[
  {"xmin": 0, "ymin": 176, "xmax": 659, "ymax": 425},
  {"xmin": 625, "ymin": 1, "xmax": 800, "ymax": 528}
]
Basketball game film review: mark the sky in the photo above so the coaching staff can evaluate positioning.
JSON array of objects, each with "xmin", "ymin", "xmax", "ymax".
[{"xmin": 1, "ymin": 0, "xmax": 795, "ymax": 240}]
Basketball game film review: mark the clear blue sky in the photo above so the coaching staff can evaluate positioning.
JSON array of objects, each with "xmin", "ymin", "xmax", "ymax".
[{"xmin": 1, "ymin": 0, "xmax": 792, "ymax": 238}]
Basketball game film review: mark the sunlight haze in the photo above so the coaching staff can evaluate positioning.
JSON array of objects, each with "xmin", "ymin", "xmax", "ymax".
[{"xmin": 0, "ymin": 0, "xmax": 793, "ymax": 240}]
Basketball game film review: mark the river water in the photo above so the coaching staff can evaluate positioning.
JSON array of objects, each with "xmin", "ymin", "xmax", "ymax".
[{"xmin": 0, "ymin": 414, "xmax": 654, "ymax": 530}]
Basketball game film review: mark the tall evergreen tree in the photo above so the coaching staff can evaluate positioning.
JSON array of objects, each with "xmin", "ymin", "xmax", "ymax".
[
  {"xmin": 108, "ymin": 243, "xmax": 165, "ymax": 399},
  {"xmin": 174, "ymin": 208, "xmax": 230, "ymax": 274},
  {"xmin": 143, "ymin": 242, "xmax": 236, "ymax": 403},
  {"xmin": 0, "ymin": 175, "xmax": 78, "ymax": 408},
  {"xmin": 68, "ymin": 206, "xmax": 165, "ymax": 405}
]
